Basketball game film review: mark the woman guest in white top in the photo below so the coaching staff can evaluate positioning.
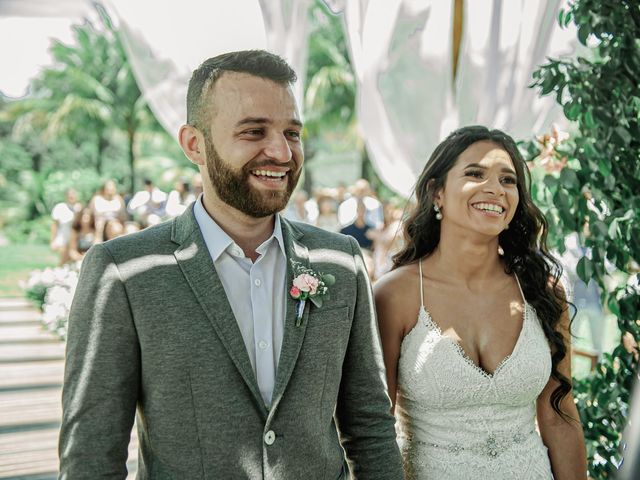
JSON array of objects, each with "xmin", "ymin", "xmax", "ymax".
[
  {"xmin": 50, "ymin": 188, "xmax": 81, "ymax": 265},
  {"xmin": 374, "ymin": 126, "xmax": 587, "ymax": 479},
  {"xmin": 90, "ymin": 180, "xmax": 125, "ymax": 242}
]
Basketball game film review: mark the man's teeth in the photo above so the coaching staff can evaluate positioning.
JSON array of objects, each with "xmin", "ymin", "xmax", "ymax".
[
  {"xmin": 253, "ymin": 170, "xmax": 286, "ymax": 178},
  {"xmin": 473, "ymin": 203, "xmax": 504, "ymax": 214}
]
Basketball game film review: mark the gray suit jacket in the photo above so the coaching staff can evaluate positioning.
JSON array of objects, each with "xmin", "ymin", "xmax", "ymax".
[{"xmin": 59, "ymin": 206, "xmax": 403, "ymax": 479}]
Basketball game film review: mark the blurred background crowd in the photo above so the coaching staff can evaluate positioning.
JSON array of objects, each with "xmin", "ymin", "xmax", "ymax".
[{"xmin": 49, "ymin": 175, "xmax": 405, "ymax": 283}]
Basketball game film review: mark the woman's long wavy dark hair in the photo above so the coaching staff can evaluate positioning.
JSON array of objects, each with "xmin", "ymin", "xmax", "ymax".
[{"xmin": 393, "ymin": 125, "xmax": 572, "ymax": 418}]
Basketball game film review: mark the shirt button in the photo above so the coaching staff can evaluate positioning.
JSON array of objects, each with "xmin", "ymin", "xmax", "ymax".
[
  {"xmin": 258, "ymin": 340, "xmax": 268, "ymax": 350},
  {"xmin": 264, "ymin": 430, "xmax": 276, "ymax": 445},
  {"xmin": 254, "ymin": 279, "xmax": 261, "ymax": 287}
]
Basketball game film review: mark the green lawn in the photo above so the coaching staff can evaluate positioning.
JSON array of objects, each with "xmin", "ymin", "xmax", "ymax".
[{"xmin": 0, "ymin": 243, "xmax": 58, "ymax": 297}]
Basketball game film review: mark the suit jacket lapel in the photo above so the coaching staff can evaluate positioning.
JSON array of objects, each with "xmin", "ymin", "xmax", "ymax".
[
  {"xmin": 269, "ymin": 218, "xmax": 311, "ymax": 416},
  {"xmin": 172, "ymin": 206, "xmax": 268, "ymax": 418}
]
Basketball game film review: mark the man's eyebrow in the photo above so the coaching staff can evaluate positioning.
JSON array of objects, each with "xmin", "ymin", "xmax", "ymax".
[
  {"xmin": 235, "ymin": 117, "xmax": 303, "ymax": 128},
  {"xmin": 464, "ymin": 162, "xmax": 516, "ymax": 175}
]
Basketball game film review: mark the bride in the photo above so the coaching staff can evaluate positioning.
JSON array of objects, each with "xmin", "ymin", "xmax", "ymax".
[{"xmin": 374, "ymin": 126, "xmax": 587, "ymax": 479}]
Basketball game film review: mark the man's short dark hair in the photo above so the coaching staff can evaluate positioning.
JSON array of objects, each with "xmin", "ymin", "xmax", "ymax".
[{"xmin": 186, "ymin": 50, "xmax": 297, "ymax": 129}]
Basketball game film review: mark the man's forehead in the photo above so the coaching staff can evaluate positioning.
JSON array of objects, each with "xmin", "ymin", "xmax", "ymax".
[{"xmin": 211, "ymin": 72, "xmax": 296, "ymax": 104}]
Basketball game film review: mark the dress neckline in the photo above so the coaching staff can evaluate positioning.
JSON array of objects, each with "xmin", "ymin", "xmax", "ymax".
[{"xmin": 415, "ymin": 260, "xmax": 528, "ymax": 379}]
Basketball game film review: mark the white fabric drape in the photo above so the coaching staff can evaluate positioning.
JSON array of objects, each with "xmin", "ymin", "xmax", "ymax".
[
  {"xmin": 98, "ymin": 0, "xmax": 312, "ymax": 135},
  {"xmin": 343, "ymin": 0, "xmax": 577, "ymax": 197},
  {"xmin": 101, "ymin": 0, "xmax": 268, "ymax": 136}
]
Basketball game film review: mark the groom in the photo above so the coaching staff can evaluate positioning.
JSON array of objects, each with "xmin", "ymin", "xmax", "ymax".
[{"xmin": 58, "ymin": 50, "xmax": 403, "ymax": 479}]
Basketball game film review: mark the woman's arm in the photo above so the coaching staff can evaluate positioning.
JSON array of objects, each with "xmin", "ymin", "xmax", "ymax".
[
  {"xmin": 373, "ymin": 271, "xmax": 410, "ymax": 412},
  {"xmin": 536, "ymin": 304, "xmax": 588, "ymax": 479},
  {"xmin": 68, "ymin": 229, "xmax": 82, "ymax": 261}
]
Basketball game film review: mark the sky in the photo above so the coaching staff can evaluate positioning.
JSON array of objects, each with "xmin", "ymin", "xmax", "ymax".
[{"xmin": 0, "ymin": 16, "xmax": 77, "ymax": 98}]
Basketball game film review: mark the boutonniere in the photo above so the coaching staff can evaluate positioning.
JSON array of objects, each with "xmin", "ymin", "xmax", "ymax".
[{"xmin": 289, "ymin": 260, "xmax": 336, "ymax": 326}]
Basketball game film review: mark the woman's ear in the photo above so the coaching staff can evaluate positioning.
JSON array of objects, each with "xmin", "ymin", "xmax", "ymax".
[{"xmin": 427, "ymin": 178, "xmax": 443, "ymax": 207}]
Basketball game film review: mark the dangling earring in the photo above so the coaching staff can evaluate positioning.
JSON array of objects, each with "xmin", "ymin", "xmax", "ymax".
[
  {"xmin": 504, "ymin": 224, "xmax": 509, "ymax": 230},
  {"xmin": 498, "ymin": 245, "xmax": 505, "ymax": 256},
  {"xmin": 433, "ymin": 204, "xmax": 443, "ymax": 220}
]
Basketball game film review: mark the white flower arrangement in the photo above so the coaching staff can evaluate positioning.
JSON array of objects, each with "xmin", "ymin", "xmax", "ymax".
[{"xmin": 21, "ymin": 262, "xmax": 80, "ymax": 340}]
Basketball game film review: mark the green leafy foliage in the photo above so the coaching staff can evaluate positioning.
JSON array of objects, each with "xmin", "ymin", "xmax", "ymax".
[
  {"xmin": 0, "ymin": 8, "xmax": 187, "ymax": 238},
  {"xmin": 529, "ymin": 1, "xmax": 640, "ymax": 476}
]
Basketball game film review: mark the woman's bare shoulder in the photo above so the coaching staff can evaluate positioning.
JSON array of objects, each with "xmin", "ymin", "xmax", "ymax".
[{"xmin": 374, "ymin": 263, "xmax": 420, "ymax": 312}]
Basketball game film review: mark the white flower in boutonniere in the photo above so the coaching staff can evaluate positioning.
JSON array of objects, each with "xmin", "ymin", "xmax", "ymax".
[{"xmin": 289, "ymin": 260, "xmax": 336, "ymax": 326}]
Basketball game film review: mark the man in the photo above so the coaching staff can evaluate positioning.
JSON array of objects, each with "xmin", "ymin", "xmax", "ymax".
[
  {"xmin": 338, "ymin": 179, "xmax": 384, "ymax": 229},
  {"xmin": 127, "ymin": 178, "xmax": 168, "ymax": 227},
  {"xmin": 59, "ymin": 50, "xmax": 403, "ymax": 479}
]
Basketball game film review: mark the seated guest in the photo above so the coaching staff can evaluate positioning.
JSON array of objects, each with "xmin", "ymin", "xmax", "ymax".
[
  {"xmin": 68, "ymin": 207, "xmax": 96, "ymax": 262},
  {"xmin": 340, "ymin": 199, "xmax": 374, "ymax": 251}
]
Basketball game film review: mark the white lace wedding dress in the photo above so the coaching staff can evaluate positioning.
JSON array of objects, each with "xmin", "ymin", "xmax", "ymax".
[{"xmin": 395, "ymin": 263, "xmax": 554, "ymax": 479}]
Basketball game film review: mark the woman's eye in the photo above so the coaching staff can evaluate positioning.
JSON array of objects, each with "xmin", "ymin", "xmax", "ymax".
[
  {"xmin": 501, "ymin": 176, "xmax": 517, "ymax": 184},
  {"xmin": 465, "ymin": 170, "xmax": 483, "ymax": 178}
]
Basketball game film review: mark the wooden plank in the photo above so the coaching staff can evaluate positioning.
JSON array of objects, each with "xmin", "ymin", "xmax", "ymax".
[
  {"xmin": 0, "ymin": 325, "xmax": 60, "ymax": 344},
  {"xmin": 0, "ymin": 299, "xmax": 139, "ymax": 477},
  {"xmin": 0, "ymin": 310, "xmax": 42, "ymax": 324},
  {"xmin": 0, "ymin": 298, "xmax": 33, "ymax": 311},
  {"xmin": 0, "ymin": 344, "xmax": 65, "ymax": 363},
  {"xmin": 0, "ymin": 361, "xmax": 64, "ymax": 390}
]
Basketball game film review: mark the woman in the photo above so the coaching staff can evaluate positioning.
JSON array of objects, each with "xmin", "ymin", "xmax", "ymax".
[
  {"xmin": 50, "ymin": 188, "xmax": 81, "ymax": 265},
  {"xmin": 315, "ymin": 194, "xmax": 341, "ymax": 233},
  {"xmin": 68, "ymin": 207, "xmax": 96, "ymax": 261},
  {"xmin": 90, "ymin": 180, "xmax": 125, "ymax": 242},
  {"xmin": 374, "ymin": 126, "xmax": 586, "ymax": 479}
]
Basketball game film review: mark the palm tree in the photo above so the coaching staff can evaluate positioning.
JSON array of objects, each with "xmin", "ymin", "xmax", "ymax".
[
  {"xmin": 303, "ymin": 1, "xmax": 359, "ymax": 192},
  {"xmin": 4, "ymin": 9, "xmax": 154, "ymax": 192}
]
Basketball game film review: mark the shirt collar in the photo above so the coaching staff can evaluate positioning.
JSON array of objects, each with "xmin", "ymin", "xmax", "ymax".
[{"xmin": 193, "ymin": 194, "xmax": 286, "ymax": 262}]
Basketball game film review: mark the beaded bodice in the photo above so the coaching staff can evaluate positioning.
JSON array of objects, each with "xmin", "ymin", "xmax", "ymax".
[{"xmin": 395, "ymin": 263, "xmax": 554, "ymax": 479}]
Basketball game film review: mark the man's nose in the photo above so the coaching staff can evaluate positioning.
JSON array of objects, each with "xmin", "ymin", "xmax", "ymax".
[{"xmin": 264, "ymin": 133, "xmax": 293, "ymax": 163}]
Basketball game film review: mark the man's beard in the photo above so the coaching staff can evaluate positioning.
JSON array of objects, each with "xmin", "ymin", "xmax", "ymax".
[{"xmin": 204, "ymin": 134, "xmax": 300, "ymax": 218}]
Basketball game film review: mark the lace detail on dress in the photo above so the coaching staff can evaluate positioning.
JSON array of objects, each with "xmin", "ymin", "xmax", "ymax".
[{"xmin": 397, "ymin": 263, "xmax": 554, "ymax": 479}]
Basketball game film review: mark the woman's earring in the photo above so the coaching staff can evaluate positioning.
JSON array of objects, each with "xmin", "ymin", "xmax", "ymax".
[
  {"xmin": 504, "ymin": 223, "xmax": 509, "ymax": 230},
  {"xmin": 434, "ymin": 204, "xmax": 443, "ymax": 220}
]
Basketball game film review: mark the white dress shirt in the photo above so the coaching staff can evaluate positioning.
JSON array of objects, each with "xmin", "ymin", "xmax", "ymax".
[{"xmin": 193, "ymin": 196, "xmax": 286, "ymax": 407}]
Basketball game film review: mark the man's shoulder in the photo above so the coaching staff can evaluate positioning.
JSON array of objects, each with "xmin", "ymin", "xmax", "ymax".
[
  {"xmin": 100, "ymin": 219, "xmax": 176, "ymax": 260},
  {"xmin": 285, "ymin": 219, "xmax": 353, "ymax": 250}
]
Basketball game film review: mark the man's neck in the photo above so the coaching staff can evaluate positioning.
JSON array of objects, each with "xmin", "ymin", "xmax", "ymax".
[{"xmin": 201, "ymin": 193, "xmax": 275, "ymax": 262}]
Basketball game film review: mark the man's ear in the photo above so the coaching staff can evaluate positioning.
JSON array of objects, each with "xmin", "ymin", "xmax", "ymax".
[{"xmin": 178, "ymin": 125, "xmax": 206, "ymax": 166}]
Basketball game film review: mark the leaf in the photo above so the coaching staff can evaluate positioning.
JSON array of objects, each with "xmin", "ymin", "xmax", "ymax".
[
  {"xmin": 560, "ymin": 168, "xmax": 580, "ymax": 189},
  {"xmin": 578, "ymin": 25, "xmax": 590, "ymax": 46},
  {"xmin": 608, "ymin": 219, "xmax": 619, "ymax": 239},
  {"xmin": 564, "ymin": 101, "xmax": 581, "ymax": 120},
  {"xmin": 576, "ymin": 256, "xmax": 594, "ymax": 283},
  {"xmin": 322, "ymin": 273, "xmax": 336, "ymax": 287},
  {"xmin": 613, "ymin": 127, "xmax": 632, "ymax": 146},
  {"xmin": 310, "ymin": 296, "xmax": 323, "ymax": 308},
  {"xmin": 598, "ymin": 159, "xmax": 612, "ymax": 177}
]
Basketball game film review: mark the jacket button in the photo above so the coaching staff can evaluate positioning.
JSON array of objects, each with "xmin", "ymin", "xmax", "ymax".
[{"xmin": 264, "ymin": 430, "xmax": 276, "ymax": 445}]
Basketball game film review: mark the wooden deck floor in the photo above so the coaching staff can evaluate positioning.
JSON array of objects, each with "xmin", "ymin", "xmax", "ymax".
[{"xmin": 0, "ymin": 298, "xmax": 137, "ymax": 479}]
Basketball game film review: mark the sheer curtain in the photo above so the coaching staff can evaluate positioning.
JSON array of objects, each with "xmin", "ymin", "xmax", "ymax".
[
  {"xmin": 342, "ymin": 0, "xmax": 577, "ymax": 197},
  {"xmin": 100, "ymin": 0, "xmax": 312, "ymax": 135}
]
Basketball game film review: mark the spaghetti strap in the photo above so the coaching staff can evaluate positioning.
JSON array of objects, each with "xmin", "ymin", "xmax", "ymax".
[
  {"xmin": 418, "ymin": 260, "xmax": 425, "ymax": 308},
  {"xmin": 514, "ymin": 274, "xmax": 526, "ymax": 303}
]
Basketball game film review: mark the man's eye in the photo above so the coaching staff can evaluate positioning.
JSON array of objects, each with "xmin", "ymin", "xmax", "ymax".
[
  {"xmin": 244, "ymin": 129, "xmax": 264, "ymax": 136},
  {"xmin": 286, "ymin": 130, "xmax": 301, "ymax": 139}
]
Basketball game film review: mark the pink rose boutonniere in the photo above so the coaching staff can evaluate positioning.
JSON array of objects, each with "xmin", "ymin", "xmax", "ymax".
[{"xmin": 289, "ymin": 260, "xmax": 336, "ymax": 326}]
